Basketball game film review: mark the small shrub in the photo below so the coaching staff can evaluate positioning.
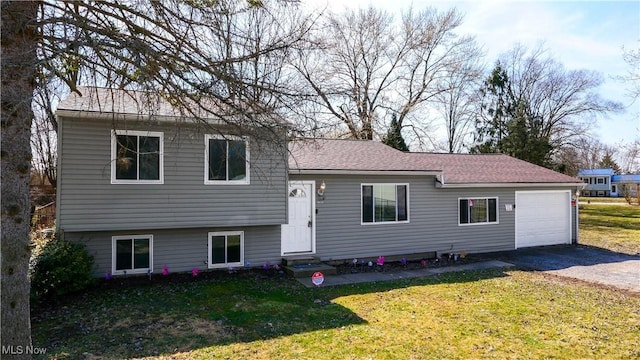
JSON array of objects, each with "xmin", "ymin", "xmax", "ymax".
[{"xmin": 30, "ymin": 235, "xmax": 95, "ymax": 301}]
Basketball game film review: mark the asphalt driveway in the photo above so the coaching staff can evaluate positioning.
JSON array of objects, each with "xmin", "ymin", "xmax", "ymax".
[{"xmin": 499, "ymin": 245, "xmax": 640, "ymax": 293}]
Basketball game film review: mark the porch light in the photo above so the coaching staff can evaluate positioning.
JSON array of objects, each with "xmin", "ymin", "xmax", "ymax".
[{"xmin": 317, "ymin": 181, "xmax": 326, "ymax": 200}]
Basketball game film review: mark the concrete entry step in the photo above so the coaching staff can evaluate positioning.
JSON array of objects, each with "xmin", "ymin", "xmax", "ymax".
[
  {"xmin": 283, "ymin": 263, "xmax": 337, "ymax": 278},
  {"xmin": 282, "ymin": 255, "xmax": 322, "ymax": 266}
]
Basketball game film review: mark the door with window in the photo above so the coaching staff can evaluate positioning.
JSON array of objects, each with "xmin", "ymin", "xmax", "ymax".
[{"xmin": 281, "ymin": 181, "xmax": 315, "ymax": 255}]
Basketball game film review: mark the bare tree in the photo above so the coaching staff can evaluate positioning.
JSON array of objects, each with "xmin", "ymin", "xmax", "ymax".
[
  {"xmin": 620, "ymin": 138, "xmax": 640, "ymax": 173},
  {"xmin": 3, "ymin": 0, "xmax": 314, "ymax": 354},
  {"xmin": 433, "ymin": 43, "xmax": 484, "ymax": 153},
  {"xmin": 31, "ymin": 78, "xmax": 63, "ymax": 188},
  {"xmin": 506, "ymin": 45, "xmax": 623, "ymax": 148},
  {"xmin": 297, "ymin": 6, "xmax": 479, "ymax": 145},
  {"xmin": 473, "ymin": 44, "xmax": 624, "ymax": 167},
  {"xmin": 615, "ymin": 44, "xmax": 640, "ymax": 104}
]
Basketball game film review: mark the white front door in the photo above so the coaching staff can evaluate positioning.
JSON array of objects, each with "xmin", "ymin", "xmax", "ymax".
[{"xmin": 281, "ymin": 181, "xmax": 315, "ymax": 255}]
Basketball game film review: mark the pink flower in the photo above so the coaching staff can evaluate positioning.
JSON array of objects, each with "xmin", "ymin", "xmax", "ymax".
[
  {"xmin": 377, "ymin": 256, "xmax": 385, "ymax": 266},
  {"xmin": 263, "ymin": 262, "xmax": 270, "ymax": 270},
  {"xmin": 273, "ymin": 264, "xmax": 280, "ymax": 271},
  {"xmin": 421, "ymin": 259, "xmax": 427, "ymax": 267},
  {"xmin": 191, "ymin": 268, "xmax": 199, "ymax": 277},
  {"xmin": 162, "ymin": 265, "xmax": 169, "ymax": 276}
]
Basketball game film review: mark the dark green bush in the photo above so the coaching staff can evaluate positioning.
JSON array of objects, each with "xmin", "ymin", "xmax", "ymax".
[{"xmin": 30, "ymin": 236, "xmax": 95, "ymax": 300}]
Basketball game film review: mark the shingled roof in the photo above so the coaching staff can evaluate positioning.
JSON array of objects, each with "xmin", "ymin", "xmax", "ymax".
[
  {"xmin": 288, "ymin": 138, "xmax": 437, "ymax": 174},
  {"xmin": 289, "ymin": 138, "xmax": 582, "ymax": 186},
  {"xmin": 56, "ymin": 87, "xmax": 286, "ymax": 125},
  {"xmin": 407, "ymin": 153, "xmax": 582, "ymax": 185},
  {"xmin": 57, "ymin": 87, "xmax": 185, "ymax": 118}
]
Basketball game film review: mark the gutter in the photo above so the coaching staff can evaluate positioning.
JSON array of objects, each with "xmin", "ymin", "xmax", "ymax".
[
  {"xmin": 289, "ymin": 169, "xmax": 443, "ymax": 176},
  {"xmin": 56, "ymin": 109, "xmax": 289, "ymax": 127},
  {"xmin": 436, "ymin": 182, "xmax": 587, "ymax": 189}
]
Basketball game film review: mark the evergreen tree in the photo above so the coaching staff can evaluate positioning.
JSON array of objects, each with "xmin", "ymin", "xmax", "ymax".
[
  {"xmin": 471, "ymin": 62, "xmax": 510, "ymax": 154},
  {"xmin": 598, "ymin": 153, "xmax": 622, "ymax": 173},
  {"xmin": 382, "ymin": 114, "xmax": 409, "ymax": 151},
  {"xmin": 472, "ymin": 63, "xmax": 552, "ymax": 166}
]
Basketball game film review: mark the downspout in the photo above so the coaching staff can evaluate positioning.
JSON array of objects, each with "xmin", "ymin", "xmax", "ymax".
[{"xmin": 574, "ymin": 188, "xmax": 580, "ymax": 245}]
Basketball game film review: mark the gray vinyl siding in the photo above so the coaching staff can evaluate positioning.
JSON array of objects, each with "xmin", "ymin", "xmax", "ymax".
[
  {"xmin": 292, "ymin": 174, "xmax": 577, "ymax": 261},
  {"xmin": 64, "ymin": 225, "xmax": 282, "ymax": 276},
  {"xmin": 57, "ymin": 117, "xmax": 287, "ymax": 232}
]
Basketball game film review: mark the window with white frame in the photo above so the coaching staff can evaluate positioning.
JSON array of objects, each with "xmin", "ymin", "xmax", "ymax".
[
  {"xmin": 111, "ymin": 130, "xmax": 163, "ymax": 184},
  {"xmin": 459, "ymin": 198, "xmax": 498, "ymax": 225},
  {"xmin": 361, "ymin": 184, "xmax": 408, "ymax": 224},
  {"xmin": 112, "ymin": 235, "xmax": 153, "ymax": 275},
  {"xmin": 208, "ymin": 231, "xmax": 244, "ymax": 268},
  {"xmin": 597, "ymin": 178, "xmax": 604, "ymax": 184},
  {"xmin": 205, "ymin": 135, "xmax": 249, "ymax": 184}
]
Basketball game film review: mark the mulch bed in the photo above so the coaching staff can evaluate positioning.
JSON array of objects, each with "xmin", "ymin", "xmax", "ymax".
[{"xmin": 333, "ymin": 254, "xmax": 479, "ymax": 275}]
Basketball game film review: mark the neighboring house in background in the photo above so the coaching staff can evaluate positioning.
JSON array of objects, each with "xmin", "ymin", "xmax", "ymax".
[
  {"xmin": 611, "ymin": 174, "xmax": 640, "ymax": 197},
  {"xmin": 577, "ymin": 169, "xmax": 614, "ymax": 197},
  {"xmin": 578, "ymin": 169, "xmax": 640, "ymax": 197},
  {"xmin": 56, "ymin": 88, "xmax": 585, "ymax": 277}
]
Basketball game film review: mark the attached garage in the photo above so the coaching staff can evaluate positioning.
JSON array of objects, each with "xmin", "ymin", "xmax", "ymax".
[{"xmin": 515, "ymin": 190, "xmax": 572, "ymax": 248}]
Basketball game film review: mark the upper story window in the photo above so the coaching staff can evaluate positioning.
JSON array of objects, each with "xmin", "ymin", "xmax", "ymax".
[
  {"xmin": 597, "ymin": 178, "xmax": 604, "ymax": 184},
  {"xmin": 362, "ymin": 184, "xmax": 409, "ymax": 224},
  {"xmin": 205, "ymin": 135, "xmax": 249, "ymax": 185},
  {"xmin": 459, "ymin": 198, "xmax": 498, "ymax": 225},
  {"xmin": 111, "ymin": 130, "xmax": 164, "ymax": 184}
]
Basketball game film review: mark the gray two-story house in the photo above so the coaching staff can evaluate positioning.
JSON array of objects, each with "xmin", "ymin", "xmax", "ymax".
[{"xmin": 57, "ymin": 88, "xmax": 585, "ymax": 277}]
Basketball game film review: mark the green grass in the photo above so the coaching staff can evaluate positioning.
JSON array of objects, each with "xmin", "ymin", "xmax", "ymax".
[
  {"xmin": 579, "ymin": 197, "xmax": 629, "ymax": 204},
  {"xmin": 579, "ymin": 203, "xmax": 640, "ymax": 254},
  {"xmin": 32, "ymin": 269, "xmax": 640, "ymax": 359}
]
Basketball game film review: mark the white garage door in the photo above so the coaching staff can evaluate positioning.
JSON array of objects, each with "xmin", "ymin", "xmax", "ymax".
[{"xmin": 516, "ymin": 191, "xmax": 571, "ymax": 248}]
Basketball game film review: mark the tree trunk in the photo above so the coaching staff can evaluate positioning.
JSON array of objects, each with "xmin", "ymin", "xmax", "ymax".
[{"xmin": 1, "ymin": 2, "xmax": 38, "ymax": 358}]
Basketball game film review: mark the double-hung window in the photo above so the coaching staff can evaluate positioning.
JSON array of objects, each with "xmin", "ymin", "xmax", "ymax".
[
  {"xmin": 112, "ymin": 235, "xmax": 153, "ymax": 275},
  {"xmin": 205, "ymin": 135, "xmax": 249, "ymax": 184},
  {"xmin": 208, "ymin": 231, "xmax": 244, "ymax": 268},
  {"xmin": 111, "ymin": 130, "xmax": 163, "ymax": 184},
  {"xmin": 362, "ymin": 184, "xmax": 409, "ymax": 224},
  {"xmin": 459, "ymin": 198, "xmax": 498, "ymax": 225}
]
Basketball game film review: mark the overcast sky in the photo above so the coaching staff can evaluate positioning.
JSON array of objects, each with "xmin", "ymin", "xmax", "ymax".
[{"xmin": 312, "ymin": 0, "xmax": 639, "ymax": 146}]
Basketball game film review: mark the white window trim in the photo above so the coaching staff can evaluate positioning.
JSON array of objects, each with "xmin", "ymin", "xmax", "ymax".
[
  {"xmin": 208, "ymin": 231, "xmax": 245, "ymax": 269},
  {"xmin": 458, "ymin": 197, "xmax": 499, "ymax": 226},
  {"xmin": 360, "ymin": 183, "xmax": 410, "ymax": 225},
  {"xmin": 110, "ymin": 130, "xmax": 164, "ymax": 184},
  {"xmin": 204, "ymin": 134, "xmax": 250, "ymax": 185},
  {"xmin": 111, "ymin": 234, "xmax": 154, "ymax": 275}
]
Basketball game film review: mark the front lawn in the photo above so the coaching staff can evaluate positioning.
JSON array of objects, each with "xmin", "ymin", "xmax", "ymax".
[
  {"xmin": 32, "ymin": 268, "xmax": 640, "ymax": 359},
  {"xmin": 579, "ymin": 203, "xmax": 640, "ymax": 254}
]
